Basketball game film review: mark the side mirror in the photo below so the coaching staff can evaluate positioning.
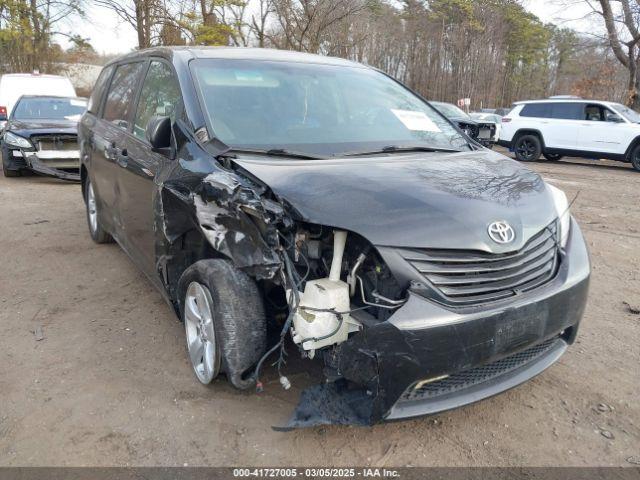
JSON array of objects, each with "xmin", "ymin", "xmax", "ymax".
[
  {"xmin": 609, "ymin": 115, "xmax": 625, "ymax": 123},
  {"xmin": 146, "ymin": 115, "xmax": 172, "ymax": 153}
]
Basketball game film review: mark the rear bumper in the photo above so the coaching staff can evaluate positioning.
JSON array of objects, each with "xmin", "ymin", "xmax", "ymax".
[{"xmin": 286, "ymin": 219, "xmax": 590, "ymax": 427}]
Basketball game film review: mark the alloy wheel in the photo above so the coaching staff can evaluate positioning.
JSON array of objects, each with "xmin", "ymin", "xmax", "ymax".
[
  {"xmin": 517, "ymin": 140, "xmax": 536, "ymax": 160},
  {"xmin": 184, "ymin": 282, "xmax": 218, "ymax": 384}
]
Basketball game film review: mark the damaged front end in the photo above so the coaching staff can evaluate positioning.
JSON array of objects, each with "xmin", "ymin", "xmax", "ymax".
[
  {"xmin": 279, "ymin": 217, "xmax": 590, "ymax": 428},
  {"xmin": 152, "ymin": 141, "xmax": 590, "ymax": 429},
  {"xmin": 9, "ymin": 141, "xmax": 81, "ymax": 181}
]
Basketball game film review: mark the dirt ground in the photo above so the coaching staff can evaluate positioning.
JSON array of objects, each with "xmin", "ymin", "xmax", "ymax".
[{"xmin": 0, "ymin": 150, "xmax": 638, "ymax": 467}]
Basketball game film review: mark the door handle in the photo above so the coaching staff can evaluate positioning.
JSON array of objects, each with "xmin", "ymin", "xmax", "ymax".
[
  {"xmin": 116, "ymin": 148, "xmax": 128, "ymax": 168},
  {"xmin": 105, "ymin": 142, "xmax": 118, "ymax": 160}
]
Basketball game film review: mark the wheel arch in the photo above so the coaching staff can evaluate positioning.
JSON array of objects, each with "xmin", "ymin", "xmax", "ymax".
[
  {"xmin": 160, "ymin": 227, "xmax": 231, "ymax": 310},
  {"xmin": 513, "ymin": 129, "xmax": 546, "ymax": 149},
  {"xmin": 623, "ymin": 135, "xmax": 640, "ymax": 162}
]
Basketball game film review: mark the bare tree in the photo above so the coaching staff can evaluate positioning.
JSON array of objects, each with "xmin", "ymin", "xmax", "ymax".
[
  {"xmin": 269, "ymin": 0, "xmax": 367, "ymax": 53},
  {"xmin": 93, "ymin": 0, "xmax": 163, "ymax": 48},
  {"xmin": 591, "ymin": 0, "xmax": 640, "ymax": 107}
]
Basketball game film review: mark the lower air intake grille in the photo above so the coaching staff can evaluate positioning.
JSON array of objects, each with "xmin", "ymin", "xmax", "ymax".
[
  {"xmin": 400, "ymin": 222, "xmax": 560, "ymax": 306},
  {"xmin": 402, "ymin": 337, "xmax": 559, "ymax": 402}
]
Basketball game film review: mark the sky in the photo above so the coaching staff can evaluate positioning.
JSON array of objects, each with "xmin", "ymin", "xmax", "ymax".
[{"xmin": 59, "ymin": 0, "xmax": 599, "ymax": 56}]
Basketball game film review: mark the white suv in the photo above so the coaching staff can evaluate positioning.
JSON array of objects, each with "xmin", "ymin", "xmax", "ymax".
[{"xmin": 499, "ymin": 98, "xmax": 640, "ymax": 172}]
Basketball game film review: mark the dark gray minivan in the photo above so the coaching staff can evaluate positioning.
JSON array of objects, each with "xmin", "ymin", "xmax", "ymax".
[{"xmin": 79, "ymin": 47, "xmax": 590, "ymax": 427}]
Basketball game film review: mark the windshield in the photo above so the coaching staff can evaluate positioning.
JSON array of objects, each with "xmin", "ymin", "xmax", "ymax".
[
  {"xmin": 12, "ymin": 97, "xmax": 87, "ymax": 121},
  {"xmin": 612, "ymin": 103, "xmax": 640, "ymax": 123},
  {"xmin": 432, "ymin": 102, "xmax": 470, "ymax": 119},
  {"xmin": 190, "ymin": 59, "xmax": 468, "ymax": 157}
]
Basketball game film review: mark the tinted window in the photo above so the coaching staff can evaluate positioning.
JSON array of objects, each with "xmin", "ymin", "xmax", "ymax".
[
  {"xmin": 103, "ymin": 62, "xmax": 145, "ymax": 129},
  {"xmin": 133, "ymin": 61, "xmax": 181, "ymax": 141},
  {"xmin": 520, "ymin": 103, "xmax": 551, "ymax": 118},
  {"xmin": 87, "ymin": 65, "xmax": 114, "ymax": 114},
  {"xmin": 550, "ymin": 103, "xmax": 583, "ymax": 120}
]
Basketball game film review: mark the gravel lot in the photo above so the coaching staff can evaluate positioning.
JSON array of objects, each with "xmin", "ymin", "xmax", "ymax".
[{"xmin": 0, "ymin": 150, "xmax": 638, "ymax": 467}]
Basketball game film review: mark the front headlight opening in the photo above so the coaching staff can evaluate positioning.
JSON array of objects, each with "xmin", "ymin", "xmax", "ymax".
[
  {"xmin": 547, "ymin": 184, "xmax": 571, "ymax": 248},
  {"xmin": 4, "ymin": 132, "xmax": 33, "ymax": 150}
]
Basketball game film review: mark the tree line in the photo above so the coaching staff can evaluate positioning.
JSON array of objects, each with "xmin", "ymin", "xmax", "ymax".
[{"xmin": 0, "ymin": 0, "xmax": 634, "ymax": 109}]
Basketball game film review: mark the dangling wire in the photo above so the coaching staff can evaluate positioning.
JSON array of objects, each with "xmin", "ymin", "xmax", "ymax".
[{"xmin": 252, "ymin": 248, "xmax": 300, "ymax": 392}]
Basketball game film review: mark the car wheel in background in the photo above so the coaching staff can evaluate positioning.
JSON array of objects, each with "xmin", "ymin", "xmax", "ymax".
[
  {"xmin": 514, "ymin": 134, "xmax": 542, "ymax": 162},
  {"xmin": 544, "ymin": 153, "xmax": 563, "ymax": 161},
  {"xmin": 1, "ymin": 147, "xmax": 21, "ymax": 177},
  {"xmin": 178, "ymin": 259, "xmax": 266, "ymax": 389},
  {"xmin": 631, "ymin": 144, "xmax": 640, "ymax": 172},
  {"xmin": 85, "ymin": 178, "xmax": 113, "ymax": 243}
]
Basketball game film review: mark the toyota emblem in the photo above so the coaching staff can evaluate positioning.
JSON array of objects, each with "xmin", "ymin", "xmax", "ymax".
[{"xmin": 488, "ymin": 221, "xmax": 515, "ymax": 244}]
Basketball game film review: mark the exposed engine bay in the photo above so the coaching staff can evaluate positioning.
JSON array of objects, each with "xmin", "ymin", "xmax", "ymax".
[
  {"xmin": 253, "ymin": 224, "xmax": 408, "ymax": 393},
  {"xmin": 289, "ymin": 227, "xmax": 406, "ymax": 353}
]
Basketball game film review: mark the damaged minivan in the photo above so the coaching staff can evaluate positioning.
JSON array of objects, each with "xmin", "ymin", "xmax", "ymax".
[{"xmin": 79, "ymin": 47, "xmax": 590, "ymax": 428}]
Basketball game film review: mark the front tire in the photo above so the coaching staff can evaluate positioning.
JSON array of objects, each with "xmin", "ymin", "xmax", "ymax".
[
  {"xmin": 514, "ymin": 134, "xmax": 542, "ymax": 162},
  {"xmin": 178, "ymin": 259, "xmax": 266, "ymax": 389},
  {"xmin": 2, "ymin": 147, "xmax": 21, "ymax": 177},
  {"xmin": 84, "ymin": 178, "xmax": 113, "ymax": 243},
  {"xmin": 544, "ymin": 153, "xmax": 563, "ymax": 161}
]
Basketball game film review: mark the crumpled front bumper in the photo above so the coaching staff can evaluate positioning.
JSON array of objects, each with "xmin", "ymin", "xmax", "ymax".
[
  {"xmin": 284, "ymin": 218, "xmax": 590, "ymax": 428},
  {"xmin": 11, "ymin": 149, "xmax": 80, "ymax": 181}
]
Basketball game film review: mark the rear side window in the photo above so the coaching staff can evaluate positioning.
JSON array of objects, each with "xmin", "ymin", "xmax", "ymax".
[
  {"xmin": 550, "ymin": 103, "xmax": 583, "ymax": 120},
  {"xmin": 102, "ymin": 62, "xmax": 145, "ymax": 129},
  {"xmin": 133, "ymin": 61, "xmax": 182, "ymax": 141},
  {"xmin": 87, "ymin": 65, "xmax": 114, "ymax": 114},
  {"xmin": 520, "ymin": 103, "xmax": 551, "ymax": 118}
]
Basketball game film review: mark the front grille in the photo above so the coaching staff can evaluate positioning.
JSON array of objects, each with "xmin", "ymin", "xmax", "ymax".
[
  {"xmin": 400, "ymin": 222, "xmax": 559, "ymax": 306},
  {"xmin": 401, "ymin": 337, "xmax": 559, "ymax": 402},
  {"xmin": 33, "ymin": 135, "xmax": 78, "ymax": 152}
]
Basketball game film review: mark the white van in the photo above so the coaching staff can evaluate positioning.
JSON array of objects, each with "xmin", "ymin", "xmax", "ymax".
[{"xmin": 0, "ymin": 73, "xmax": 76, "ymax": 126}]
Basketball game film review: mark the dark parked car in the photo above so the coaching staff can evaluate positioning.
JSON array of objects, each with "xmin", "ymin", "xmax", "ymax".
[
  {"xmin": 79, "ymin": 47, "xmax": 590, "ymax": 427},
  {"xmin": 431, "ymin": 101, "xmax": 496, "ymax": 148},
  {"xmin": 1, "ymin": 95, "xmax": 86, "ymax": 180}
]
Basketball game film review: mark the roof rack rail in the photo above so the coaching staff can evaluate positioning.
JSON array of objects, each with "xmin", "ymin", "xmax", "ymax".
[{"xmin": 548, "ymin": 95, "xmax": 582, "ymax": 99}]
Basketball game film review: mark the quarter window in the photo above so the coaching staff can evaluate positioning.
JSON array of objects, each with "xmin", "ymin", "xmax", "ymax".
[
  {"xmin": 102, "ymin": 62, "xmax": 145, "ymax": 129},
  {"xmin": 520, "ymin": 103, "xmax": 551, "ymax": 118},
  {"xmin": 133, "ymin": 61, "xmax": 182, "ymax": 141}
]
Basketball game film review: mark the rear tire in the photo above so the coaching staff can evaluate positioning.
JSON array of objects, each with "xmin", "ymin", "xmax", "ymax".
[
  {"xmin": 631, "ymin": 144, "xmax": 640, "ymax": 172},
  {"xmin": 544, "ymin": 153, "xmax": 563, "ymax": 161},
  {"xmin": 514, "ymin": 134, "xmax": 542, "ymax": 162},
  {"xmin": 177, "ymin": 259, "xmax": 266, "ymax": 390},
  {"xmin": 84, "ymin": 178, "xmax": 113, "ymax": 243}
]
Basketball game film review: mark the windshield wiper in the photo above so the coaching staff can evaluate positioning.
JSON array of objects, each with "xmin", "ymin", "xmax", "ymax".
[
  {"xmin": 222, "ymin": 147, "xmax": 324, "ymax": 160},
  {"xmin": 342, "ymin": 145, "xmax": 461, "ymax": 157}
]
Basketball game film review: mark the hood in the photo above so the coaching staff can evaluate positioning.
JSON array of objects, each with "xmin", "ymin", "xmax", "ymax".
[
  {"xmin": 232, "ymin": 150, "xmax": 557, "ymax": 253},
  {"xmin": 8, "ymin": 119, "xmax": 78, "ymax": 137}
]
